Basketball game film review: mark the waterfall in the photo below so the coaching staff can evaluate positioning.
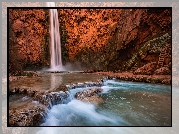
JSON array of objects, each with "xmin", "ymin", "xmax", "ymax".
[{"xmin": 47, "ymin": 2, "xmax": 62, "ymax": 70}]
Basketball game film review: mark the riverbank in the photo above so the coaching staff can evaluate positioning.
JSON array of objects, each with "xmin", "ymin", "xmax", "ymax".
[
  {"xmin": 8, "ymin": 72, "xmax": 104, "ymax": 126},
  {"xmin": 8, "ymin": 71, "xmax": 171, "ymax": 126},
  {"xmin": 85, "ymin": 71, "xmax": 171, "ymax": 85}
]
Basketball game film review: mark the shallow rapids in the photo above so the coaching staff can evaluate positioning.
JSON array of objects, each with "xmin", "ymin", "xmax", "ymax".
[{"xmin": 41, "ymin": 79, "xmax": 171, "ymax": 126}]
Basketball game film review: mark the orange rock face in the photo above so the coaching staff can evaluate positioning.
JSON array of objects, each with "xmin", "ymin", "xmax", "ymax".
[
  {"xmin": 59, "ymin": 9, "xmax": 122, "ymax": 61},
  {"xmin": 9, "ymin": 9, "xmax": 49, "ymax": 71},
  {"xmin": 9, "ymin": 8, "xmax": 171, "ymax": 74},
  {"xmin": 59, "ymin": 8, "xmax": 171, "ymax": 71}
]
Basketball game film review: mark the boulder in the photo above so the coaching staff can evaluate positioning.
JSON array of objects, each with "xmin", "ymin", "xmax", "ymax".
[{"xmin": 74, "ymin": 88, "xmax": 103, "ymax": 104}]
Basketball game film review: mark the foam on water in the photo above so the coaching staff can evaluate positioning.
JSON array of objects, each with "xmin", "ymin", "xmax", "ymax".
[
  {"xmin": 40, "ymin": 79, "xmax": 171, "ymax": 126},
  {"xmin": 41, "ymin": 99, "xmax": 127, "ymax": 126},
  {"xmin": 104, "ymin": 79, "xmax": 171, "ymax": 93}
]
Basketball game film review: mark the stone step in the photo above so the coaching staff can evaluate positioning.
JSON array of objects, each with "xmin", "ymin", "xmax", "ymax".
[{"xmin": 159, "ymin": 57, "xmax": 165, "ymax": 59}]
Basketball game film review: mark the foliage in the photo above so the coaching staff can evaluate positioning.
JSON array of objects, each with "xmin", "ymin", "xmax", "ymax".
[
  {"xmin": 125, "ymin": 33, "xmax": 171, "ymax": 70},
  {"xmin": 138, "ymin": 33, "xmax": 171, "ymax": 56}
]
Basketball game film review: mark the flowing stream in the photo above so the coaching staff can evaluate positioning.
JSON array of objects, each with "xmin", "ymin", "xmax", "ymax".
[
  {"xmin": 41, "ymin": 79, "xmax": 171, "ymax": 126},
  {"xmin": 9, "ymin": 72, "xmax": 171, "ymax": 126},
  {"xmin": 9, "ymin": 3, "xmax": 172, "ymax": 127}
]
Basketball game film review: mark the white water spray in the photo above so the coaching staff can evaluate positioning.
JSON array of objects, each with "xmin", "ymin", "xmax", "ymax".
[{"xmin": 47, "ymin": 2, "xmax": 63, "ymax": 71}]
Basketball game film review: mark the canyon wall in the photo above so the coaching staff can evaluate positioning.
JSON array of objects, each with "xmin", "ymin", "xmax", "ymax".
[
  {"xmin": 9, "ymin": 8, "xmax": 171, "ymax": 75},
  {"xmin": 9, "ymin": 9, "xmax": 50, "ymax": 75},
  {"xmin": 59, "ymin": 8, "xmax": 171, "ymax": 73}
]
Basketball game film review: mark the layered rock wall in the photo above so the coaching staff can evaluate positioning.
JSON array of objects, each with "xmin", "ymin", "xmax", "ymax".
[
  {"xmin": 59, "ymin": 8, "xmax": 171, "ymax": 72},
  {"xmin": 9, "ymin": 8, "xmax": 171, "ymax": 75}
]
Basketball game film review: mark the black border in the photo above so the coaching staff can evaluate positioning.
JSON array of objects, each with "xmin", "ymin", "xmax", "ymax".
[{"xmin": 7, "ymin": 6, "xmax": 172, "ymax": 127}]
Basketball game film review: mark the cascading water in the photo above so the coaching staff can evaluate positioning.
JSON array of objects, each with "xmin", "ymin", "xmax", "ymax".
[
  {"xmin": 40, "ymin": 79, "xmax": 171, "ymax": 126},
  {"xmin": 47, "ymin": 2, "xmax": 63, "ymax": 71}
]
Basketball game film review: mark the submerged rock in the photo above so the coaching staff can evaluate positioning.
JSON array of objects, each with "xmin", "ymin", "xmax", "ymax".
[
  {"xmin": 74, "ymin": 88, "xmax": 103, "ymax": 104},
  {"xmin": 80, "ymin": 95, "xmax": 104, "ymax": 105}
]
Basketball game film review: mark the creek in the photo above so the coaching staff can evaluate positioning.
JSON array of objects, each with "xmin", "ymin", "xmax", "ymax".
[{"xmin": 39, "ymin": 76, "xmax": 171, "ymax": 126}]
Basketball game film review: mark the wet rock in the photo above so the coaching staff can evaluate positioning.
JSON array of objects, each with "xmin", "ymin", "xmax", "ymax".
[
  {"xmin": 9, "ymin": 87, "xmax": 33, "ymax": 95},
  {"xmin": 33, "ymin": 91, "xmax": 69, "ymax": 108},
  {"xmin": 9, "ymin": 105, "xmax": 47, "ymax": 126},
  {"xmin": 66, "ymin": 81, "xmax": 104, "ymax": 89},
  {"xmin": 57, "ymin": 85, "xmax": 68, "ymax": 92},
  {"xmin": 74, "ymin": 88, "xmax": 103, "ymax": 104},
  {"xmin": 80, "ymin": 95, "xmax": 104, "ymax": 105},
  {"xmin": 85, "ymin": 81, "xmax": 104, "ymax": 87},
  {"xmin": 75, "ymin": 88, "xmax": 102, "ymax": 99},
  {"xmin": 9, "ymin": 88, "xmax": 69, "ymax": 126}
]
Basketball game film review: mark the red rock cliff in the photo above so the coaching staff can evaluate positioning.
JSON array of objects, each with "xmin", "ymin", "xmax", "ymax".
[
  {"xmin": 9, "ymin": 8, "xmax": 171, "ymax": 75},
  {"xmin": 9, "ymin": 9, "xmax": 50, "ymax": 74},
  {"xmin": 59, "ymin": 8, "xmax": 171, "ymax": 72}
]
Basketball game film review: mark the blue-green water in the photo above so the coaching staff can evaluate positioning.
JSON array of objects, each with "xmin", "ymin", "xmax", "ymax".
[{"xmin": 41, "ymin": 79, "xmax": 171, "ymax": 126}]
